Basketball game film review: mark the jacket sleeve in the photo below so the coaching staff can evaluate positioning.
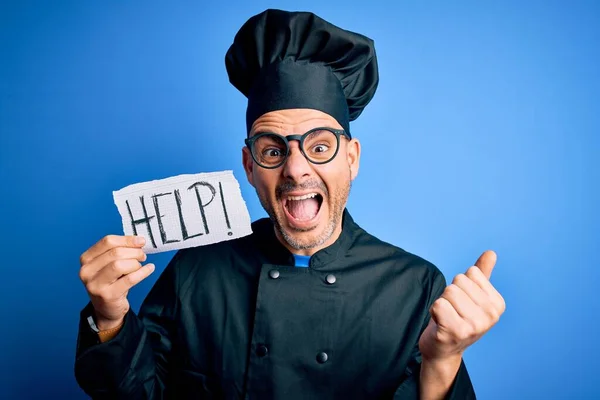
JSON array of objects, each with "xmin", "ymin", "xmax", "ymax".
[
  {"xmin": 74, "ymin": 250, "xmax": 182, "ymax": 400},
  {"xmin": 393, "ymin": 268, "xmax": 476, "ymax": 399}
]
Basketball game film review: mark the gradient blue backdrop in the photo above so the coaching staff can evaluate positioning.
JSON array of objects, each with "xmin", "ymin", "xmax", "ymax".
[{"xmin": 1, "ymin": 1, "xmax": 598, "ymax": 399}]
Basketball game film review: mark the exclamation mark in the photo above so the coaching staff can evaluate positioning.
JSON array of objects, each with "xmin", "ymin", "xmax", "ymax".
[{"xmin": 219, "ymin": 182, "xmax": 232, "ymax": 236}]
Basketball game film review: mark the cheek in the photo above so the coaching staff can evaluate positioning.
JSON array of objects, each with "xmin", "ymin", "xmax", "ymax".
[
  {"xmin": 317, "ymin": 161, "xmax": 350, "ymax": 192},
  {"xmin": 253, "ymin": 171, "xmax": 278, "ymax": 197}
]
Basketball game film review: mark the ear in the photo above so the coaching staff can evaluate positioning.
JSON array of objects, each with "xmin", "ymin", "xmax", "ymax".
[
  {"xmin": 242, "ymin": 146, "xmax": 255, "ymax": 188},
  {"xmin": 346, "ymin": 138, "xmax": 361, "ymax": 181}
]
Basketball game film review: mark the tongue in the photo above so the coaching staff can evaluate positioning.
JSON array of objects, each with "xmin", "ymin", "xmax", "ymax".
[{"xmin": 287, "ymin": 198, "xmax": 319, "ymax": 221}]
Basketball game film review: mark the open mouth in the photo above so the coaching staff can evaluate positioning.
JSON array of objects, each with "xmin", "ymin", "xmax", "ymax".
[{"xmin": 283, "ymin": 192, "xmax": 324, "ymax": 224}]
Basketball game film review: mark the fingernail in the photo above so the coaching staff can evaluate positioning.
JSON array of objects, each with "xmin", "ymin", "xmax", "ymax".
[
  {"xmin": 147, "ymin": 263, "xmax": 155, "ymax": 272},
  {"xmin": 135, "ymin": 236, "xmax": 146, "ymax": 245}
]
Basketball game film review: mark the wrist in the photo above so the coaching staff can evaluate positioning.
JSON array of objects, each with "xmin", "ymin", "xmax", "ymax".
[
  {"xmin": 422, "ymin": 352, "xmax": 463, "ymax": 366},
  {"xmin": 95, "ymin": 315, "xmax": 125, "ymax": 331},
  {"xmin": 420, "ymin": 354, "xmax": 463, "ymax": 400},
  {"xmin": 421, "ymin": 353, "xmax": 463, "ymax": 382}
]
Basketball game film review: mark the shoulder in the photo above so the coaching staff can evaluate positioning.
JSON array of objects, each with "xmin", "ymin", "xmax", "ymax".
[{"xmin": 349, "ymin": 218, "xmax": 447, "ymax": 290}]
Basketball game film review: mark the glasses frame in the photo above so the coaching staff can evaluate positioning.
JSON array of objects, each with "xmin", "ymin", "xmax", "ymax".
[{"xmin": 244, "ymin": 127, "xmax": 350, "ymax": 169}]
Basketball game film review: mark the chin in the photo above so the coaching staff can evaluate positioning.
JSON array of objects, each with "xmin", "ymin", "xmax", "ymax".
[
  {"xmin": 276, "ymin": 210, "xmax": 336, "ymax": 251},
  {"xmin": 257, "ymin": 183, "xmax": 342, "ymax": 251}
]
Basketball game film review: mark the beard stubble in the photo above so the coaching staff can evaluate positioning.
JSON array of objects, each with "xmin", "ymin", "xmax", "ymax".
[{"xmin": 256, "ymin": 170, "xmax": 352, "ymax": 251}]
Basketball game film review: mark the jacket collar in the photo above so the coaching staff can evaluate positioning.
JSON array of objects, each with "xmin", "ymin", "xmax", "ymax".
[{"xmin": 251, "ymin": 208, "xmax": 360, "ymax": 271}]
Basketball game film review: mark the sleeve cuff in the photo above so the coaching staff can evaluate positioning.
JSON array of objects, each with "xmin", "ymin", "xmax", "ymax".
[
  {"xmin": 74, "ymin": 302, "xmax": 145, "ymax": 391},
  {"xmin": 444, "ymin": 359, "xmax": 476, "ymax": 400},
  {"xmin": 393, "ymin": 358, "xmax": 475, "ymax": 399}
]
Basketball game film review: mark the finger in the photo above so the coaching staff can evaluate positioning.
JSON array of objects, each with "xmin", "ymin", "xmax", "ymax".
[
  {"xmin": 466, "ymin": 266, "xmax": 506, "ymax": 314},
  {"xmin": 474, "ymin": 250, "xmax": 497, "ymax": 280},
  {"xmin": 444, "ymin": 283, "xmax": 495, "ymax": 338},
  {"xmin": 441, "ymin": 284, "xmax": 481, "ymax": 320},
  {"xmin": 80, "ymin": 246, "xmax": 147, "ymax": 280},
  {"xmin": 93, "ymin": 259, "xmax": 143, "ymax": 286},
  {"xmin": 452, "ymin": 273, "xmax": 491, "ymax": 309},
  {"xmin": 112, "ymin": 263, "xmax": 156, "ymax": 294},
  {"xmin": 429, "ymin": 297, "xmax": 463, "ymax": 331},
  {"xmin": 80, "ymin": 235, "xmax": 146, "ymax": 266},
  {"xmin": 453, "ymin": 273, "xmax": 500, "ymax": 321}
]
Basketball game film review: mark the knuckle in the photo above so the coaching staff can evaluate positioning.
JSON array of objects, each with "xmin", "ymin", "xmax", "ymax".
[
  {"xmin": 487, "ymin": 307, "xmax": 500, "ymax": 323},
  {"xmin": 446, "ymin": 284, "xmax": 460, "ymax": 297},
  {"xmin": 108, "ymin": 247, "xmax": 119, "ymax": 259},
  {"xmin": 433, "ymin": 298, "xmax": 445, "ymax": 308},
  {"xmin": 466, "ymin": 266, "xmax": 480, "ymax": 279},
  {"xmin": 100, "ymin": 235, "xmax": 112, "ymax": 247},
  {"xmin": 79, "ymin": 253, "xmax": 89, "ymax": 266},
  {"xmin": 102, "ymin": 235, "xmax": 119, "ymax": 248},
  {"xmin": 452, "ymin": 273, "xmax": 468, "ymax": 286},
  {"xmin": 110, "ymin": 259, "xmax": 128, "ymax": 275},
  {"xmin": 459, "ymin": 324, "xmax": 473, "ymax": 340},
  {"xmin": 430, "ymin": 298, "xmax": 444, "ymax": 314},
  {"xmin": 109, "ymin": 247, "xmax": 126, "ymax": 260},
  {"xmin": 434, "ymin": 328, "xmax": 447, "ymax": 343},
  {"xmin": 473, "ymin": 318, "xmax": 487, "ymax": 334},
  {"xmin": 79, "ymin": 268, "xmax": 90, "ymax": 284},
  {"xmin": 136, "ymin": 249, "xmax": 146, "ymax": 260},
  {"xmin": 442, "ymin": 285, "xmax": 453, "ymax": 297},
  {"xmin": 124, "ymin": 273, "xmax": 138, "ymax": 287},
  {"xmin": 86, "ymin": 283, "xmax": 102, "ymax": 298},
  {"xmin": 127, "ymin": 236, "xmax": 139, "ymax": 247}
]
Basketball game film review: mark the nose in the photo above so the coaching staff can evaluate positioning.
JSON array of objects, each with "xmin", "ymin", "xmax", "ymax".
[{"xmin": 282, "ymin": 141, "xmax": 313, "ymax": 181}]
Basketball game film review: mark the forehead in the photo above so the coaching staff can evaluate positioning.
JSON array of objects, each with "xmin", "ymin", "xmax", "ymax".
[{"xmin": 250, "ymin": 108, "xmax": 343, "ymax": 136}]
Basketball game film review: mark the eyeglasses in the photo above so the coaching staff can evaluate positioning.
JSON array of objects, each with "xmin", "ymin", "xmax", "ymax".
[{"xmin": 245, "ymin": 127, "xmax": 349, "ymax": 169}]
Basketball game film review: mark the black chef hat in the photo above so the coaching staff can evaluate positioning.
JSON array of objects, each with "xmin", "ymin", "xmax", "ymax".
[{"xmin": 225, "ymin": 9, "xmax": 379, "ymax": 138}]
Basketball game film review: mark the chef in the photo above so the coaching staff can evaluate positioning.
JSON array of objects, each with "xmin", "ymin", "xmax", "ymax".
[{"xmin": 75, "ymin": 9, "xmax": 505, "ymax": 399}]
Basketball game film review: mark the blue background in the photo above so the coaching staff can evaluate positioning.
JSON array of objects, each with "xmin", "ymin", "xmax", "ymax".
[{"xmin": 1, "ymin": 1, "xmax": 598, "ymax": 398}]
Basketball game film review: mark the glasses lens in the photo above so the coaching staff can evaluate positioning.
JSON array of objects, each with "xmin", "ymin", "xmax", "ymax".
[
  {"xmin": 302, "ymin": 129, "xmax": 339, "ymax": 163},
  {"xmin": 252, "ymin": 134, "xmax": 288, "ymax": 167}
]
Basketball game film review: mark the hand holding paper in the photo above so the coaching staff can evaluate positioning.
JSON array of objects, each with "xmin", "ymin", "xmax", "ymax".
[
  {"xmin": 79, "ymin": 235, "xmax": 153, "ymax": 330},
  {"xmin": 78, "ymin": 171, "xmax": 253, "ymax": 330}
]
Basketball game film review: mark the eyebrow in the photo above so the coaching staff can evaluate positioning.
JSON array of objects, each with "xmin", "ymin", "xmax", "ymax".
[{"xmin": 252, "ymin": 125, "xmax": 341, "ymax": 135}]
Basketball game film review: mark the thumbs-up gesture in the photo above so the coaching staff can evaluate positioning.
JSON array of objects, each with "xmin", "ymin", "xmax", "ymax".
[{"xmin": 418, "ymin": 251, "xmax": 506, "ymax": 362}]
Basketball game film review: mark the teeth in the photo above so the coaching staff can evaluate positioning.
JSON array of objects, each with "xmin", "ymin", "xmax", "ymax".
[{"xmin": 287, "ymin": 193, "xmax": 318, "ymax": 201}]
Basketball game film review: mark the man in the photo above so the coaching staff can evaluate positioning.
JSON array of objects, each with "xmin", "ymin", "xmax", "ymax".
[{"xmin": 75, "ymin": 9, "xmax": 505, "ymax": 399}]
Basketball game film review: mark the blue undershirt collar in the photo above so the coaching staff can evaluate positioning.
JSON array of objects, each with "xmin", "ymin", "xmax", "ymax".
[{"xmin": 293, "ymin": 254, "xmax": 311, "ymax": 268}]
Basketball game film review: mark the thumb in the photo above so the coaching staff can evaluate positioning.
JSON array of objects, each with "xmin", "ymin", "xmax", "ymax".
[{"xmin": 474, "ymin": 250, "xmax": 497, "ymax": 280}]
